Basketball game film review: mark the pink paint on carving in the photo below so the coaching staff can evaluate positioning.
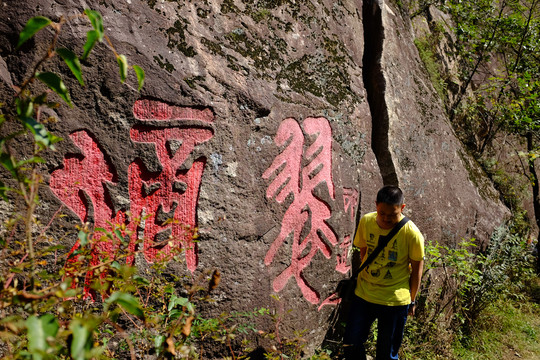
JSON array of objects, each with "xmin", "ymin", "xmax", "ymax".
[
  {"xmin": 50, "ymin": 131, "xmax": 116, "ymax": 223},
  {"xmin": 133, "ymin": 99, "xmax": 214, "ymax": 123},
  {"xmin": 336, "ymin": 236, "xmax": 352, "ymax": 274},
  {"xmin": 263, "ymin": 118, "xmax": 303, "ymax": 203},
  {"xmin": 343, "ymin": 188, "xmax": 359, "ymax": 222},
  {"xmin": 303, "ymin": 117, "xmax": 335, "ymax": 200},
  {"xmin": 263, "ymin": 117, "xmax": 337, "ymax": 305},
  {"xmin": 49, "ymin": 130, "xmax": 125, "ymax": 298},
  {"xmin": 128, "ymin": 124, "xmax": 213, "ymax": 270},
  {"xmin": 50, "ymin": 101, "xmax": 214, "ymax": 294},
  {"xmin": 318, "ymin": 293, "xmax": 341, "ymax": 311}
]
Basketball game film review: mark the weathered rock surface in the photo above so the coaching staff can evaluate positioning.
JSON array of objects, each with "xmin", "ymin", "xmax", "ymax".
[{"xmin": 0, "ymin": 0, "xmax": 510, "ymax": 355}]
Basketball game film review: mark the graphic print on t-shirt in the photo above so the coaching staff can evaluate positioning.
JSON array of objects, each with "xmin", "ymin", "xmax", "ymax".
[{"xmin": 388, "ymin": 240, "xmax": 398, "ymax": 269}]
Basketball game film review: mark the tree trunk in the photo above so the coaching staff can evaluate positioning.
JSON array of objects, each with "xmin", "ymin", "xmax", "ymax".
[{"xmin": 526, "ymin": 132, "xmax": 540, "ymax": 274}]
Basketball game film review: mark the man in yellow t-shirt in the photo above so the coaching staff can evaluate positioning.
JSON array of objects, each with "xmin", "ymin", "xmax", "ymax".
[{"xmin": 343, "ymin": 185, "xmax": 424, "ymax": 360}]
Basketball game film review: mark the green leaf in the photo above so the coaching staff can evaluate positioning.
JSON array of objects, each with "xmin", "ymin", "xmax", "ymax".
[
  {"xmin": 0, "ymin": 181, "xmax": 9, "ymax": 201},
  {"xmin": 36, "ymin": 72, "xmax": 71, "ymax": 107},
  {"xmin": 22, "ymin": 117, "xmax": 62, "ymax": 150},
  {"xmin": 15, "ymin": 97, "xmax": 34, "ymax": 118},
  {"xmin": 106, "ymin": 292, "xmax": 145, "ymax": 319},
  {"xmin": 154, "ymin": 335, "xmax": 166, "ymax": 356},
  {"xmin": 17, "ymin": 16, "xmax": 52, "ymax": 49},
  {"xmin": 63, "ymin": 288, "xmax": 77, "ymax": 298},
  {"xmin": 78, "ymin": 230, "xmax": 89, "ymax": 247},
  {"xmin": 84, "ymin": 9, "xmax": 104, "ymax": 41},
  {"xmin": 168, "ymin": 309, "xmax": 182, "ymax": 320},
  {"xmin": 26, "ymin": 314, "xmax": 59, "ymax": 360},
  {"xmin": 17, "ymin": 156, "xmax": 45, "ymax": 167},
  {"xmin": 33, "ymin": 92, "xmax": 48, "ymax": 106},
  {"xmin": 82, "ymin": 30, "xmax": 98, "ymax": 61},
  {"xmin": 22, "ymin": 117, "xmax": 49, "ymax": 145},
  {"xmin": 132, "ymin": 65, "xmax": 145, "ymax": 91},
  {"xmin": 113, "ymin": 229, "xmax": 125, "ymax": 243},
  {"xmin": 56, "ymin": 48, "xmax": 84, "ymax": 86},
  {"xmin": 69, "ymin": 320, "xmax": 92, "ymax": 360},
  {"xmin": 168, "ymin": 295, "xmax": 189, "ymax": 312},
  {"xmin": 133, "ymin": 275, "xmax": 151, "ymax": 286},
  {"xmin": 117, "ymin": 55, "xmax": 128, "ymax": 83},
  {"xmin": 66, "ymin": 250, "xmax": 81, "ymax": 261},
  {"xmin": 0, "ymin": 153, "xmax": 18, "ymax": 178}
]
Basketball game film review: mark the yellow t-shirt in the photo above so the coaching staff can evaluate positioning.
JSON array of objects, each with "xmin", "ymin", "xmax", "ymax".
[{"xmin": 353, "ymin": 212, "xmax": 424, "ymax": 306}]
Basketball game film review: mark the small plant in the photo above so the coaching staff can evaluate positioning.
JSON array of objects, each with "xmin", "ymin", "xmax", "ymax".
[
  {"xmin": 0, "ymin": 9, "xmax": 161, "ymax": 359},
  {"xmin": 0, "ymin": 8, "xmax": 145, "ymax": 287}
]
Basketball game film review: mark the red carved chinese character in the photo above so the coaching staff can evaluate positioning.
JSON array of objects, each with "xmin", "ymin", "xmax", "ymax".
[
  {"xmin": 318, "ymin": 293, "xmax": 342, "ymax": 310},
  {"xmin": 318, "ymin": 236, "xmax": 352, "ymax": 310},
  {"xmin": 336, "ymin": 235, "xmax": 352, "ymax": 274},
  {"xmin": 49, "ymin": 130, "xmax": 125, "ymax": 298},
  {"xmin": 128, "ymin": 100, "xmax": 214, "ymax": 271},
  {"xmin": 343, "ymin": 188, "xmax": 359, "ymax": 223},
  {"xmin": 50, "ymin": 100, "xmax": 214, "ymax": 298},
  {"xmin": 263, "ymin": 117, "xmax": 337, "ymax": 304}
]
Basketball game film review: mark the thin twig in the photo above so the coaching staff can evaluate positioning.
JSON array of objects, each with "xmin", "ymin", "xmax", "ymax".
[
  {"xmin": 18, "ymin": 18, "xmax": 65, "ymax": 95},
  {"xmin": 104, "ymin": 318, "xmax": 136, "ymax": 360},
  {"xmin": 4, "ymin": 253, "xmax": 29, "ymax": 289},
  {"xmin": 104, "ymin": 35, "xmax": 119, "ymax": 58},
  {"xmin": 120, "ymin": 308, "xmax": 143, "ymax": 331},
  {"xmin": 37, "ymin": 204, "xmax": 64, "ymax": 241}
]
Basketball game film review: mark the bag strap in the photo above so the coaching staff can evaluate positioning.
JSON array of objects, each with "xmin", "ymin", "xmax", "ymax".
[{"xmin": 351, "ymin": 216, "xmax": 410, "ymax": 279}]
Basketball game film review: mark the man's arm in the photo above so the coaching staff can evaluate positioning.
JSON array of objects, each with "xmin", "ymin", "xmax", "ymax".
[
  {"xmin": 351, "ymin": 246, "xmax": 367, "ymax": 271},
  {"xmin": 408, "ymin": 258, "xmax": 424, "ymax": 316}
]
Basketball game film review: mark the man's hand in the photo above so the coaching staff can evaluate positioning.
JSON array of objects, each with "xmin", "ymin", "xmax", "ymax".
[
  {"xmin": 408, "ymin": 302, "xmax": 416, "ymax": 316},
  {"xmin": 408, "ymin": 259, "xmax": 424, "ymax": 317}
]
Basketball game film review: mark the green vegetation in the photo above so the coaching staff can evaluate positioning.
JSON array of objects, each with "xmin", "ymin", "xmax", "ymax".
[
  {"xmin": 412, "ymin": 0, "xmax": 540, "ymax": 261},
  {"xmin": 410, "ymin": 1, "xmax": 540, "ymax": 358},
  {"xmin": 413, "ymin": 32, "xmax": 447, "ymax": 103},
  {"xmin": 400, "ymin": 222, "xmax": 538, "ymax": 359},
  {"xmin": 413, "ymin": 0, "xmax": 540, "ymax": 238},
  {"xmin": 452, "ymin": 298, "xmax": 540, "ymax": 359}
]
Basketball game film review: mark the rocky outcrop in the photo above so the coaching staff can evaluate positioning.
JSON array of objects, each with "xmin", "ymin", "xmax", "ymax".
[{"xmin": 0, "ymin": 0, "xmax": 509, "ymax": 354}]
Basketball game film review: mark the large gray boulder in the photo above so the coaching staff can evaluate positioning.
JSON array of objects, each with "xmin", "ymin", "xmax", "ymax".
[{"xmin": 0, "ymin": 0, "xmax": 509, "ymax": 355}]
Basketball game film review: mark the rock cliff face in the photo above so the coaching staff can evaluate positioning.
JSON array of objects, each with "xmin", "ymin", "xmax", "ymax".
[{"xmin": 0, "ymin": 0, "xmax": 509, "ymax": 353}]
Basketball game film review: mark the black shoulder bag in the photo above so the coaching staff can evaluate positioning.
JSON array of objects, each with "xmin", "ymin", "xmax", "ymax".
[{"xmin": 337, "ymin": 216, "xmax": 410, "ymax": 300}]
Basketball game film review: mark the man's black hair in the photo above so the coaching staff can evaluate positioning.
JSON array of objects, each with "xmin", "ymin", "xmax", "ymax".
[{"xmin": 376, "ymin": 185, "xmax": 404, "ymax": 205}]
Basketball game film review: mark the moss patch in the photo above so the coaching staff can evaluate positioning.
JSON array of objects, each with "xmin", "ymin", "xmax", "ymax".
[
  {"xmin": 277, "ymin": 54, "xmax": 355, "ymax": 107},
  {"xmin": 221, "ymin": 0, "xmax": 240, "ymax": 14},
  {"xmin": 201, "ymin": 37, "xmax": 225, "ymax": 56},
  {"xmin": 164, "ymin": 19, "xmax": 196, "ymax": 57},
  {"xmin": 184, "ymin": 75, "xmax": 206, "ymax": 89},
  {"xmin": 153, "ymin": 55, "xmax": 175, "ymax": 73},
  {"xmin": 224, "ymin": 28, "xmax": 286, "ymax": 73}
]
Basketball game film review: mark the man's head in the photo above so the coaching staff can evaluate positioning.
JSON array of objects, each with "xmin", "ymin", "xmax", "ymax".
[{"xmin": 375, "ymin": 185, "xmax": 405, "ymax": 229}]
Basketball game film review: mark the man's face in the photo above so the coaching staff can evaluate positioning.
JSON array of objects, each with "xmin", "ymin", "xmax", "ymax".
[{"xmin": 375, "ymin": 202, "xmax": 405, "ymax": 230}]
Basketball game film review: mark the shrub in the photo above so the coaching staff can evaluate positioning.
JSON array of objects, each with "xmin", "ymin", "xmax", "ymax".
[{"xmin": 403, "ymin": 221, "xmax": 536, "ymax": 357}]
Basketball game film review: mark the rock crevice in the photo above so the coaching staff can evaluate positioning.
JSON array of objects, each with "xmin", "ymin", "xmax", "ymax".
[{"xmin": 362, "ymin": 0, "xmax": 398, "ymax": 186}]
